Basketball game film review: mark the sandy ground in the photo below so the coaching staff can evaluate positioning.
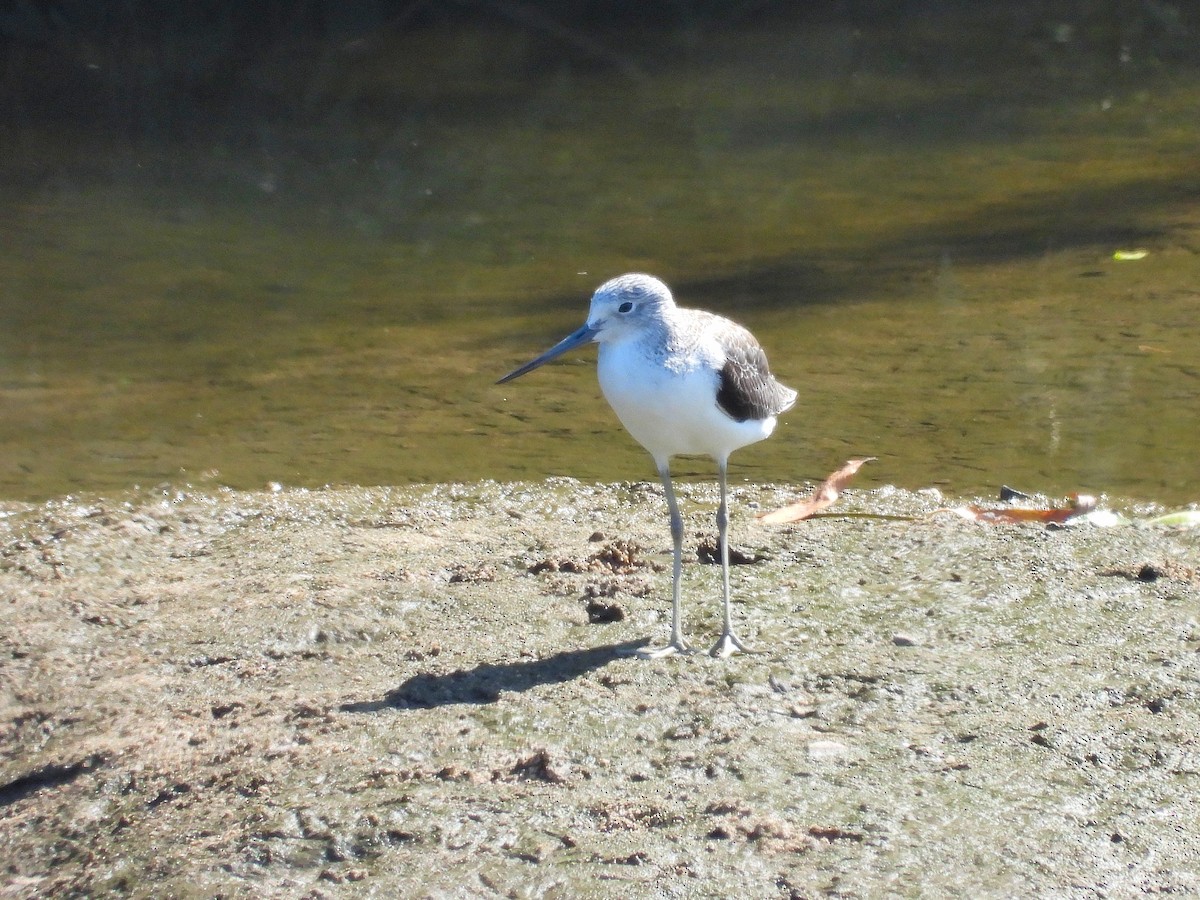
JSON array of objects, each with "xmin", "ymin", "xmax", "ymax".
[{"xmin": 1, "ymin": 480, "xmax": 1199, "ymax": 898}]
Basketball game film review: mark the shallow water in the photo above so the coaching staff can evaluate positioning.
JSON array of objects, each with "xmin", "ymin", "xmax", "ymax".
[{"xmin": 1, "ymin": 4, "xmax": 1197, "ymax": 503}]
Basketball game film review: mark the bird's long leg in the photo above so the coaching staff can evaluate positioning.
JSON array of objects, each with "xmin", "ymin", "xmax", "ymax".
[
  {"xmin": 635, "ymin": 459, "xmax": 694, "ymax": 658},
  {"xmin": 710, "ymin": 456, "xmax": 749, "ymax": 657}
]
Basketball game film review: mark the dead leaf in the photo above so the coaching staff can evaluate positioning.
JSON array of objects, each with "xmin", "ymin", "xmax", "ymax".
[
  {"xmin": 954, "ymin": 493, "xmax": 1096, "ymax": 525},
  {"xmin": 758, "ymin": 458, "xmax": 875, "ymax": 524},
  {"xmin": 1143, "ymin": 510, "xmax": 1200, "ymax": 528}
]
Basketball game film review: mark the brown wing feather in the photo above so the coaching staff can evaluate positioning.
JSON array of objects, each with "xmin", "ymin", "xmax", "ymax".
[{"xmin": 714, "ymin": 329, "xmax": 796, "ymax": 423}]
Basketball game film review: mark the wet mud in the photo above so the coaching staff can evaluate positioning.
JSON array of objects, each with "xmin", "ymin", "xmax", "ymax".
[{"xmin": 2, "ymin": 481, "xmax": 1199, "ymax": 897}]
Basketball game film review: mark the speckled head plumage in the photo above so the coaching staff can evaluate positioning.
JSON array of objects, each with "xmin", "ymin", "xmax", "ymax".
[{"xmin": 584, "ymin": 273, "xmax": 675, "ymax": 340}]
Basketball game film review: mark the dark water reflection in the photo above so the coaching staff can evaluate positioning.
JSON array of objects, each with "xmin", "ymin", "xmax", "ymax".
[{"xmin": 1, "ymin": 3, "xmax": 1197, "ymax": 503}]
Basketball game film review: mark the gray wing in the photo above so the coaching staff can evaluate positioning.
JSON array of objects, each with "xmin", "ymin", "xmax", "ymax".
[{"xmin": 714, "ymin": 329, "xmax": 797, "ymax": 423}]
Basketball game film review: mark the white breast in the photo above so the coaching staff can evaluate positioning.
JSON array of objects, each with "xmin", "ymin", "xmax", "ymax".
[{"xmin": 597, "ymin": 338, "xmax": 777, "ymax": 464}]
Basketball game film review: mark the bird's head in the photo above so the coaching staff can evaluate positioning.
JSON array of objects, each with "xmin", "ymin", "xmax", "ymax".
[
  {"xmin": 496, "ymin": 273, "xmax": 675, "ymax": 384},
  {"xmin": 585, "ymin": 273, "xmax": 674, "ymax": 343}
]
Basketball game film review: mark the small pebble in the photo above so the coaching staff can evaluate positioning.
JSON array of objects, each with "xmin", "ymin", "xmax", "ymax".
[{"xmin": 807, "ymin": 740, "xmax": 849, "ymax": 759}]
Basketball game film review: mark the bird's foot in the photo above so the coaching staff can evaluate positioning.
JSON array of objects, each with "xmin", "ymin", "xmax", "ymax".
[
  {"xmin": 709, "ymin": 630, "xmax": 751, "ymax": 658},
  {"xmin": 629, "ymin": 636, "xmax": 694, "ymax": 659}
]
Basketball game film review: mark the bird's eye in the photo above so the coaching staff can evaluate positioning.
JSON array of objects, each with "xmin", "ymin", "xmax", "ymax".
[{"xmin": 618, "ymin": 301, "xmax": 634, "ymax": 313}]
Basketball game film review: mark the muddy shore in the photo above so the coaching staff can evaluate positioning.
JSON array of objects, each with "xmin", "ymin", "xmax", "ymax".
[{"xmin": 2, "ymin": 480, "xmax": 1198, "ymax": 897}]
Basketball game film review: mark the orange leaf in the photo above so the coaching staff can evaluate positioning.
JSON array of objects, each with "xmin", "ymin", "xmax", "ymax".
[
  {"xmin": 759, "ymin": 458, "xmax": 875, "ymax": 524},
  {"xmin": 956, "ymin": 493, "xmax": 1096, "ymax": 525}
]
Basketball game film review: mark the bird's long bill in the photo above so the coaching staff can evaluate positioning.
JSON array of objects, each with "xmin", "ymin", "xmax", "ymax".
[{"xmin": 496, "ymin": 323, "xmax": 598, "ymax": 384}]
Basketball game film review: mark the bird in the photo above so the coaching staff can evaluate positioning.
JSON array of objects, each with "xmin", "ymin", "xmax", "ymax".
[{"xmin": 497, "ymin": 273, "xmax": 796, "ymax": 658}]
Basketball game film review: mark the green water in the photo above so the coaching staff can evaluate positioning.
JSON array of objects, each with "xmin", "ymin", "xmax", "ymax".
[{"xmin": 1, "ymin": 5, "xmax": 1197, "ymax": 503}]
